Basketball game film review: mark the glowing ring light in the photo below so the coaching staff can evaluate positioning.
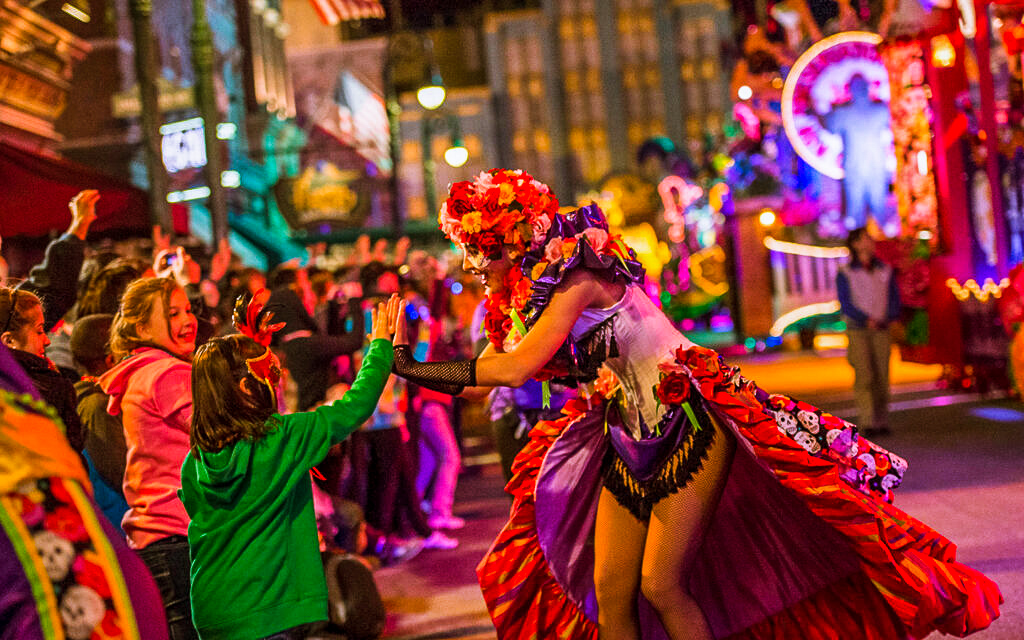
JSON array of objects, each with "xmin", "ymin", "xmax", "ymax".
[{"xmin": 781, "ymin": 31, "xmax": 886, "ymax": 180}]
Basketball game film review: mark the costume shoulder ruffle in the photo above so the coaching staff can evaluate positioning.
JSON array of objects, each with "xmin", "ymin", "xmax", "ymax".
[{"xmin": 520, "ymin": 203, "xmax": 645, "ymax": 326}]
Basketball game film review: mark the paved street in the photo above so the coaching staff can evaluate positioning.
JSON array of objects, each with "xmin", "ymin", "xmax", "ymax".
[{"xmin": 376, "ymin": 350, "xmax": 1024, "ymax": 639}]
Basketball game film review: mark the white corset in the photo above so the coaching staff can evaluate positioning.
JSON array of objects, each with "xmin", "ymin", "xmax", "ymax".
[{"xmin": 570, "ymin": 285, "xmax": 695, "ymax": 438}]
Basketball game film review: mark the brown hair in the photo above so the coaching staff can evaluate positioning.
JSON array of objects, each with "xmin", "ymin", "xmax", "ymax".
[
  {"xmin": 190, "ymin": 334, "xmax": 278, "ymax": 453},
  {"xmin": 78, "ymin": 259, "xmax": 142, "ymax": 317},
  {"xmin": 109, "ymin": 277, "xmax": 179, "ymax": 361},
  {"xmin": 0, "ymin": 288, "xmax": 42, "ymax": 339}
]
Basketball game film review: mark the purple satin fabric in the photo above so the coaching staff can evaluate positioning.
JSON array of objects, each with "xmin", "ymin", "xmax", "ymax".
[
  {"xmin": 533, "ymin": 402, "xmax": 864, "ymax": 638},
  {"xmin": 521, "ymin": 203, "xmax": 646, "ymax": 326},
  {"xmin": 606, "ymin": 405, "xmax": 689, "ymax": 483},
  {"xmin": 0, "ymin": 523, "xmax": 43, "ymax": 640}
]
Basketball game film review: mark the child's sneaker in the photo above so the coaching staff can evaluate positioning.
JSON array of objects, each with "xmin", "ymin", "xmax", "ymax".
[{"xmin": 422, "ymin": 531, "xmax": 459, "ymax": 550}]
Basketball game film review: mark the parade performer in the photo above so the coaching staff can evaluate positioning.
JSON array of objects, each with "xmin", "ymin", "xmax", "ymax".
[{"xmin": 389, "ymin": 169, "xmax": 1002, "ymax": 640}]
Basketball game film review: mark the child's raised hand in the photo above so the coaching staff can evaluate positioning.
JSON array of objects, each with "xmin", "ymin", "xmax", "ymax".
[{"xmin": 370, "ymin": 294, "xmax": 402, "ymax": 342}]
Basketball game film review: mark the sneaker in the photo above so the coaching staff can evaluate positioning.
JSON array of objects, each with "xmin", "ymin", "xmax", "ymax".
[
  {"xmin": 384, "ymin": 536, "xmax": 424, "ymax": 566},
  {"xmin": 428, "ymin": 514, "xmax": 466, "ymax": 530},
  {"xmin": 422, "ymin": 531, "xmax": 459, "ymax": 550}
]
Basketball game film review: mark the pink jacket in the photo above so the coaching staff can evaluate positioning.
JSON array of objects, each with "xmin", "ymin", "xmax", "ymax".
[{"xmin": 100, "ymin": 347, "xmax": 192, "ymax": 549}]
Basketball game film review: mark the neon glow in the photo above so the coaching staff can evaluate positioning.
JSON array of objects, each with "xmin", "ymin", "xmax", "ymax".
[
  {"xmin": 945, "ymin": 278, "xmax": 1010, "ymax": 302},
  {"xmin": 61, "ymin": 2, "xmax": 90, "ymax": 22},
  {"xmin": 770, "ymin": 301, "xmax": 841, "ymax": 337},
  {"xmin": 737, "ymin": 85, "xmax": 753, "ymax": 101},
  {"xmin": 764, "ymin": 237, "xmax": 850, "ymax": 259},
  {"xmin": 916, "ymin": 150, "xmax": 928, "ymax": 175},
  {"xmin": 166, "ymin": 187, "xmax": 211, "ymax": 203},
  {"xmin": 781, "ymin": 31, "xmax": 885, "ymax": 180},
  {"xmin": 759, "ymin": 210, "xmax": 777, "ymax": 227}
]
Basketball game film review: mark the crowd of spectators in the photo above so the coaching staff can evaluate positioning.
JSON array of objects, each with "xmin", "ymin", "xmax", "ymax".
[{"xmin": 0, "ymin": 191, "xmax": 481, "ymax": 639}]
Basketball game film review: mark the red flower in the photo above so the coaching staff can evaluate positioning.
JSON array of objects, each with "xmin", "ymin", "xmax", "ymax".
[
  {"xmin": 656, "ymin": 372, "xmax": 692, "ymax": 406},
  {"xmin": 44, "ymin": 505, "xmax": 90, "ymax": 542},
  {"xmin": 74, "ymin": 552, "xmax": 113, "ymax": 599},
  {"xmin": 91, "ymin": 609, "xmax": 124, "ymax": 640},
  {"xmin": 475, "ymin": 234, "xmax": 503, "ymax": 259}
]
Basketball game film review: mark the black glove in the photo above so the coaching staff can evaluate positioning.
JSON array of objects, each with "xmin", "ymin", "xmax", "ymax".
[{"xmin": 391, "ymin": 345, "xmax": 477, "ymax": 395}]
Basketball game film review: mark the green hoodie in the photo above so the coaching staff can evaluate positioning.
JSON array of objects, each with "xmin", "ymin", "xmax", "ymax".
[{"xmin": 179, "ymin": 339, "xmax": 393, "ymax": 639}]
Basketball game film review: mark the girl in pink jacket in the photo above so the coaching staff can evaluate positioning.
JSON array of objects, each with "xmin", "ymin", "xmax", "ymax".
[{"xmin": 101, "ymin": 277, "xmax": 198, "ymax": 640}]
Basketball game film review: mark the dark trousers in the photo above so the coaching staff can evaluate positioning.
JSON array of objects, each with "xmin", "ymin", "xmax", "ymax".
[
  {"xmin": 136, "ymin": 535, "xmax": 198, "ymax": 640},
  {"xmin": 349, "ymin": 428, "xmax": 431, "ymax": 539}
]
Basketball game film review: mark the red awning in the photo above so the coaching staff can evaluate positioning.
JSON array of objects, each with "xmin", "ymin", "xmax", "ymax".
[{"xmin": 0, "ymin": 141, "xmax": 151, "ymax": 238}]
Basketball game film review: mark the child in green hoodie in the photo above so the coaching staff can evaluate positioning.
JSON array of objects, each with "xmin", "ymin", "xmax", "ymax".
[{"xmin": 178, "ymin": 294, "xmax": 402, "ymax": 640}]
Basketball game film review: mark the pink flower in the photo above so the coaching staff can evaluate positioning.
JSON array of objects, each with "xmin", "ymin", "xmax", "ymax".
[
  {"xmin": 544, "ymin": 237, "xmax": 564, "ymax": 263},
  {"xmin": 580, "ymin": 227, "xmax": 609, "ymax": 252},
  {"xmin": 530, "ymin": 214, "xmax": 552, "ymax": 248},
  {"xmin": 474, "ymin": 171, "xmax": 495, "ymax": 190}
]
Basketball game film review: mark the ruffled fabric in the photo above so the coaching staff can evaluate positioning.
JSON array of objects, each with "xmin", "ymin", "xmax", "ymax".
[
  {"xmin": 680, "ymin": 345, "xmax": 1002, "ymax": 638},
  {"xmin": 477, "ymin": 346, "xmax": 1002, "ymax": 640},
  {"xmin": 476, "ymin": 398, "xmax": 599, "ymax": 640},
  {"xmin": 520, "ymin": 203, "xmax": 645, "ymax": 328}
]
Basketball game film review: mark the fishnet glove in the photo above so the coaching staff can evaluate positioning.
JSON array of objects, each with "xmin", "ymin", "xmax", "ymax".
[{"xmin": 392, "ymin": 345, "xmax": 476, "ymax": 395}]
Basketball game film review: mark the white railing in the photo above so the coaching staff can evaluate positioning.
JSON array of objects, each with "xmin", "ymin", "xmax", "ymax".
[{"xmin": 765, "ymin": 238, "xmax": 849, "ymax": 336}]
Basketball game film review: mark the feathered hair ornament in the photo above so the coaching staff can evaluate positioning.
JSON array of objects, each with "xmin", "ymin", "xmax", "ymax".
[{"xmin": 233, "ymin": 289, "xmax": 285, "ymax": 393}]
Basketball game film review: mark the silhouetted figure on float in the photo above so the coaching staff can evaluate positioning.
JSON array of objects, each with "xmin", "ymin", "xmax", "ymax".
[{"xmin": 824, "ymin": 74, "xmax": 892, "ymax": 231}]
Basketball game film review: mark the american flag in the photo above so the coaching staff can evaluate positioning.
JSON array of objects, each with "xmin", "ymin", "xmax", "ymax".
[{"xmin": 309, "ymin": 0, "xmax": 385, "ymax": 25}]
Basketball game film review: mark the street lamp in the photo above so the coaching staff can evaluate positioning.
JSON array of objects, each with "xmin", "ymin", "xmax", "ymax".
[
  {"xmin": 444, "ymin": 140, "xmax": 468, "ymax": 168},
  {"xmin": 422, "ymin": 110, "xmax": 468, "ymax": 216},
  {"xmin": 416, "ymin": 39, "xmax": 446, "ymax": 110}
]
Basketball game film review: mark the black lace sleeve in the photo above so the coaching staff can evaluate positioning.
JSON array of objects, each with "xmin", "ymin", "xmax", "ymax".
[{"xmin": 391, "ymin": 345, "xmax": 476, "ymax": 395}]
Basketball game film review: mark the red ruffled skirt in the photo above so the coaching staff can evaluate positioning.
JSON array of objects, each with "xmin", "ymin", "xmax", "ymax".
[{"xmin": 477, "ymin": 346, "xmax": 1002, "ymax": 639}]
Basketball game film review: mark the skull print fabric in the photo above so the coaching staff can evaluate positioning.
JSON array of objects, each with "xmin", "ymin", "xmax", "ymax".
[
  {"xmin": 7, "ymin": 477, "xmax": 125, "ymax": 639},
  {"xmin": 767, "ymin": 395, "xmax": 907, "ymax": 503}
]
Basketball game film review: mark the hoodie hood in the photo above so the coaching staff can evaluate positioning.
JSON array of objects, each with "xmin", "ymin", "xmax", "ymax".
[
  {"xmin": 99, "ymin": 347, "xmax": 187, "ymax": 416},
  {"xmin": 189, "ymin": 442, "xmax": 255, "ymax": 507}
]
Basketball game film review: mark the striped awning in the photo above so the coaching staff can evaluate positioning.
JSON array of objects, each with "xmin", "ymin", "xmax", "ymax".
[{"xmin": 309, "ymin": 0, "xmax": 385, "ymax": 25}]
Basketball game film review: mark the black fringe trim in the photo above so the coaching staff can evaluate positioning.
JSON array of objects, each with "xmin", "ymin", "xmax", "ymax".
[{"xmin": 601, "ymin": 406, "xmax": 717, "ymax": 522}]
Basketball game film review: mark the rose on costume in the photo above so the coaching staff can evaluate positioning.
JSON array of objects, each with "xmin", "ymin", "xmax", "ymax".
[
  {"xmin": 656, "ymin": 372, "xmax": 691, "ymax": 405},
  {"xmin": 544, "ymin": 237, "xmax": 564, "ymax": 263},
  {"xmin": 580, "ymin": 227, "xmax": 609, "ymax": 252}
]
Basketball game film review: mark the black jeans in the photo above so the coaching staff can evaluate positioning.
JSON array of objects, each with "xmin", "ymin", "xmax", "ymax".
[{"xmin": 136, "ymin": 535, "xmax": 198, "ymax": 640}]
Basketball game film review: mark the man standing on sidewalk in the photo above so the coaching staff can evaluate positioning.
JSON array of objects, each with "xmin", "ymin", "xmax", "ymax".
[{"xmin": 837, "ymin": 227, "xmax": 901, "ymax": 436}]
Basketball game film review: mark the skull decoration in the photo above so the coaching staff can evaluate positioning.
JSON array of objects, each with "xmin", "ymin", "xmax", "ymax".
[
  {"xmin": 826, "ymin": 428, "xmax": 844, "ymax": 446},
  {"xmin": 793, "ymin": 430, "xmax": 822, "ymax": 454},
  {"xmin": 33, "ymin": 530, "xmax": 75, "ymax": 582},
  {"xmin": 797, "ymin": 410, "xmax": 821, "ymax": 434},
  {"xmin": 59, "ymin": 585, "xmax": 106, "ymax": 640},
  {"xmin": 889, "ymin": 454, "xmax": 908, "ymax": 476},
  {"xmin": 857, "ymin": 452, "xmax": 877, "ymax": 475},
  {"xmin": 773, "ymin": 410, "xmax": 800, "ymax": 436}
]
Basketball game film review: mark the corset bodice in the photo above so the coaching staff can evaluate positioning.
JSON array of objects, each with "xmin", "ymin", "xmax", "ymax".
[{"xmin": 570, "ymin": 286, "xmax": 694, "ymax": 438}]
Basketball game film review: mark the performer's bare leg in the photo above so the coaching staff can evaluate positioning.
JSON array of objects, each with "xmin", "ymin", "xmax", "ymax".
[
  {"xmin": 594, "ymin": 487, "xmax": 648, "ymax": 640},
  {"xmin": 641, "ymin": 418, "xmax": 735, "ymax": 640}
]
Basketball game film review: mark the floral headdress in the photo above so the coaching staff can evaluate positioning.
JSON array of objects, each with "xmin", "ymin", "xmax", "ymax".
[
  {"xmin": 232, "ymin": 289, "xmax": 285, "ymax": 394},
  {"xmin": 438, "ymin": 169, "xmax": 558, "ymax": 260}
]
